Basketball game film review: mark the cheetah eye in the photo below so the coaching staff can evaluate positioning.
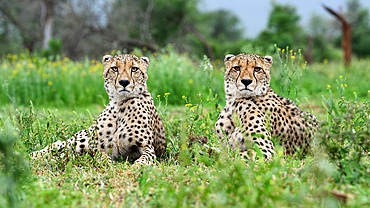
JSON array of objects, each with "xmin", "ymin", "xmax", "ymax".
[
  {"xmin": 232, "ymin": 66, "xmax": 241, "ymax": 71},
  {"xmin": 111, "ymin": 66, "xmax": 118, "ymax": 72},
  {"xmin": 131, "ymin": 67, "xmax": 139, "ymax": 72},
  {"xmin": 254, "ymin": 67, "xmax": 262, "ymax": 72}
]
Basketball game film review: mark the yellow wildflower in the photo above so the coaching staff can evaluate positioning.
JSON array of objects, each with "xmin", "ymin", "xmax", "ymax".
[
  {"xmin": 341, "ymin": 84, "xmax": 343, "ymax": 87},
  {"xmin": 182, "ymin": 95, "xmax": 185, "ymax": 99},
  {"xmin": 327, "ymin": 85, "xmax": 331, "ymax": 88},
  {"xmin": 291, "ymin": 56, "xmax": 295, "ymax": 59},
  {"xmin": 282, "ymin": 49, "xmax": 285, "ymax": 52},
  {"xmin": 344, "ymin": 84, "xmax": 347, "ymax": 87},
  {"xmin": 206, "ymin": 130, "xmax": 209, "ymax": 134},
  {"xmin": 190, "ymin": 108, "xmax": 195, "ymax": 111},
  {"xmin": 353, "ymin": 91, "xmax": 356, "ymax": 94},
  {"xmin": 188, "ymin": 79, "xmax": 193, "ymax": 84},
  {"xmin": 339, "ymin": 75, "xmax": 343, "ymax": 78},
  {"xmin": 290, "ymin": 50, "xmax": 293, "ymax": 53},
  {"xmin": 48, "ymin": 81, "xmax": 53, "ymax": 86},
  {"xmin": 278, "ymin": 48, "xmax": 281, "ymax": 51},
  {"xmin": 164, "ymin": 92, "xmax": 170, "ymax": 96},
  {"xmin": 301, "ymin": 63, "xmax": 306, "ymax": 69},
  {"xmin": 185, "ymin": 104, "xmax": 192, "ymax": 107},
  {"xmin": 157, "ymin": 95, "xmax": 161, "ymax": 98},
  {"xmin": 192, "ymin": 105, "xmax": 197, "ymax": 108},
  {"xmin": 274, "ymin": 44, "xmax": 277, "ymax": 47}
]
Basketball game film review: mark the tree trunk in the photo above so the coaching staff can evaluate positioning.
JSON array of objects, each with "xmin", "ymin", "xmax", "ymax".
[
  {"xmin": 323, "ymin": 5, "xmax": 352, "ymax": 66},
  {"xmin": 41, "ymin": 0, "xmax": 56, "ymax": 49}
]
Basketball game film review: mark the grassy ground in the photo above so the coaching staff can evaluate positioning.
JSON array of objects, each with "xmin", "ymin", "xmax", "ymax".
[{"xmin": 0, "ymin": 48, "xmax": 369, "ymax": 207}]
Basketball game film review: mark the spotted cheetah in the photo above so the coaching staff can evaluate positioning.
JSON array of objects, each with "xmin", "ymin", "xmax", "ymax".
[
  {"xmin": 31, "ymin": 54, "xmax": 167, "ymax": 165},
  {"xmin": 215, "ymin": 53, "xmax": 318, "ymax": 159}
]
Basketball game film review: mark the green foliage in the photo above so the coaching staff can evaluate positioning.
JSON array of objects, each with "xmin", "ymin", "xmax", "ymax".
[
  {"xmin": 41, "ymin": 38, "xmax": 63, "ymax": 60},
  {"xmin": 0, "ymin": 53, "xmax": 107, "ymax": 107},
  {"xmin": 145, "ymin": 47, "xmax": 224, "ymax": 105},
  {"xmin": 256, "ymin": 2, "xmax": 307, "ymax": 52},
  {"xmin": 0, "ymin": 119, "xmax": 30, "ymax": 208},
  {"xmin": 346, "ymin": 0, "xmax": 370, "ymax": 58},
  {"xmin": 320, "ymin": 78, "xmax": 369, "ymax": 183},
  {"xmin": 307, "ymin": 14, "xmax": 343, "ymax": 62},
  {"xmin": 299, "ymin": 59, "xmax": 370, "ymax": 102},
  {"xmin": 272, "ymin": 45, "xmax": 304, "ymax": 102},
  {"xmin": 192, "ymin": 9, "xmax": 245, "ymax": 59}
]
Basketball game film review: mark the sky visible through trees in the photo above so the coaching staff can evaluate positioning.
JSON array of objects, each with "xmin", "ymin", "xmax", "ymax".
[{"xmin": 0, "ymin": 0, "xmax": 370, "ymax": 61}]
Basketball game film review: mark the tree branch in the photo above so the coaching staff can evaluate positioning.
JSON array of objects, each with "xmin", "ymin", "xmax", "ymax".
[
  {"xmin": 0, "ymin": 6, "xmax": 40, "ymax": 39},
  {"xmin": 185, "ymin": 24, "xmax": 215, "ymax": 61},
  {"xmin": 323, "ymin": 4, "xmax": 351, "ymax": 66}
]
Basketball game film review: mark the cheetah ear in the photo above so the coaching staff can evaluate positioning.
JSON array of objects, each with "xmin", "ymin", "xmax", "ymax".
[
  {"xmin": 102, "ymin": 55, "xmax": 113, "ymax": 65},
  {"xmin": 262, "ymin": 55, "xmax": 273, "ymax": 68},
  {"xmin": 224, "ymin": 54, "xmax": 235, "ymax": 63},
  {"xmin": 140, "ymin": 57, "xmax": 150, "ymax": 65}
]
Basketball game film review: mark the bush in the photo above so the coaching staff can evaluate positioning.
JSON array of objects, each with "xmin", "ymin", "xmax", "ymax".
[
  {"xmin": 320, "ymin": 77, "xmax": 369, "ymax": 183},
  {"xmin": 0, "ymin": 119, "xmax": 30, "ymax": 208}
]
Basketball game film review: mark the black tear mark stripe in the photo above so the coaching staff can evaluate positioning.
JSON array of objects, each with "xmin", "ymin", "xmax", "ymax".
[
  {"xmin": 131, "ymin": 70, "xmax": 136, "ymax": 85},
  {"xmin": 114, "ymin": 68, "xmax": 119, "ymax": 86},
  {"xmin": 235, "ymin": 59, "xmax": 242, "ymax": 83}
]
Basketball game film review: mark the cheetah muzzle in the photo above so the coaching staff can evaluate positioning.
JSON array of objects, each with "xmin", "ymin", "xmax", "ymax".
[
  {"xmin": 215, "ymin": 53, "xmax": 318, "ymax": 160},
  {"xmin": 31, "ymin": 54, "xmax": 167, "ymax": 165}
]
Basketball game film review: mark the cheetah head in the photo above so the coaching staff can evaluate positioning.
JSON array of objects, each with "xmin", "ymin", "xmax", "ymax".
[
  {"xmin": 223, "ymin": 53, "xmax": 273, "ymax": 100},
  {"xmin": 102, "ymin": 54, "xmax": 150, "ymax": 101}
]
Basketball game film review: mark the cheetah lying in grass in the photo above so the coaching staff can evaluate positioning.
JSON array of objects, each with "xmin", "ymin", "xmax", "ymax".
[{"xmin": 31, "ymin": 54, "xmax": 167, "ymax": 165}]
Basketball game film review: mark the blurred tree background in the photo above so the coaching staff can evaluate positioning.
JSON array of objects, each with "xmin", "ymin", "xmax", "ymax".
[{"xmin": 0, "ymin": 0, "xmax": 369, "ymax": 62}]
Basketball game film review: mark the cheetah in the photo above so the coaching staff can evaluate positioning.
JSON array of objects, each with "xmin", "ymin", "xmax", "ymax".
[
  {"xmin": 215, "ymin": 53, "xmax": 318, "ymax": 159},
  {"xmin": 31, "ymin": 54, "xmax": 167, "ymax": 165}
]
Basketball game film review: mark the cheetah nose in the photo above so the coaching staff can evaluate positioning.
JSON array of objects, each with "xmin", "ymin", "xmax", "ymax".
[
  {"xmin": 119, "ymin": 80, "xmax": 130, "ymax": 88},
  {"xmin": 241, "ymin": 79, "xmax": 253, "ymax": 87}
]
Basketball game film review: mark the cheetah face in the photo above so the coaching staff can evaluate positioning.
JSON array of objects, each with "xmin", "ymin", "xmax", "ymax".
[
  {"xmin": 224, "ymin": 53, "xmax": 273, "ymax": 100},
  {"xmin": 102, "ymin": 54, "xmax": 150, "ymax": 100}
]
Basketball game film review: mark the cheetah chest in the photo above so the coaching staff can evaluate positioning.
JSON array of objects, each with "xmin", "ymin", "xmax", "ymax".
[{"xmin": 114, "ymin": 98, "xmax": 154, "ymax": 160}]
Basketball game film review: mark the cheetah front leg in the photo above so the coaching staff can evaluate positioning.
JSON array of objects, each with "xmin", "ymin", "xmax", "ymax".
[
  {"xmin": 134, "ymin": 144, "xmax": 157, "ymax": 166},
  {"xmin": 228, "ymin": 127, "xmax": 275, "ymax": 160},
  {"xmin": 236, "ymin": 113, "xmax": 276, "ymax": 160},
  {"xmin": 215, "ymin": 106, "xmax": 236, "ymax": 140}
]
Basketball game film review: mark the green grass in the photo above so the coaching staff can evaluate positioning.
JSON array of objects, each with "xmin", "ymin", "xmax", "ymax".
[
  {"xmin": 0, "ymin": 48, "xmax": 369, "ymax": 207},
  {"xmin": 2, "ymin": 101, "xmax": 369, "ymax": 207}
]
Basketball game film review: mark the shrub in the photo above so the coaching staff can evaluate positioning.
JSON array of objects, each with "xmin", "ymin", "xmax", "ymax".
[
  {"xmin": 320, "ymin": 77, "xmax": 369, "ymax": 183},
  {"xmin": 0, "ymin": 119, "xmax": 30, "ymax": 208}
]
